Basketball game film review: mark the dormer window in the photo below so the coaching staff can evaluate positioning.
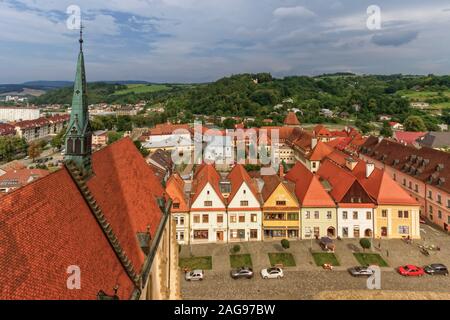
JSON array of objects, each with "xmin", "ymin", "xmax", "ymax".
[{"xmin": 173, "ymin": 203, "xmax": 180, "ymax": 209}]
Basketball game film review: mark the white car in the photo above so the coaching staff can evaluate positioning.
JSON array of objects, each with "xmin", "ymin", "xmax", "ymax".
[
  {"xmin": 185, "ymin": 269, "xmax": 204, "ymax": 281},
  {"xmin": 261, "ymin": 267, "xmax": 284, "ymax": 279}
]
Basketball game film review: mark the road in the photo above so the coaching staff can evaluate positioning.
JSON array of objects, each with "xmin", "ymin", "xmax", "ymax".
[{"xmin": 181, "ymin": 269, "xmax": 450, "ymax": 300}]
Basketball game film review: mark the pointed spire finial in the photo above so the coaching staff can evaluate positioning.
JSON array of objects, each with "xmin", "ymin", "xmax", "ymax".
[{"xmin": 79, "ymin": 20, "xmax": 84, "ymax": 52}]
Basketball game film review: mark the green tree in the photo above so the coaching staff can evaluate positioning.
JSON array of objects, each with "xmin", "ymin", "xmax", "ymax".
[
  {"xmin": 281, "ymin": 239, "xmax": 290, "ymax": 250},
  {"xmin": 360, "ymin": 238, "xmax": 371, "ymax": 251},
  {"xmin": 28, "ymin": 142, "xmax": 42, "ymax": 162},
  {"xmin": 107, "ymin": 132, "xmax": 123, "ymax": 145},
  {"xmin": 51, "ymin": 127, "xmax": 66, "ymax": 151},
  {"xmin": 0, "ymin": 136, "xmax": 28, "ymax": 162},
  {"xmin": 404, "ymin": 116, "xmax": 427, "ymax": 132},
  {"xmin": 222, "ymin": 118, "xmax": 237, "ymax": 129},
  {"xmin": 380, "ymin": 121, "xmax": 393, "ymax": 137}
]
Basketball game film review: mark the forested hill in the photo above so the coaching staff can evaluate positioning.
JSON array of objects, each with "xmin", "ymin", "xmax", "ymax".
[
  {"xmin": 32, "ymin": 73, "xmax": 450, "ymax": 129},
  {"xmin": 162, "ymin": 73, "xmax": 450, "ymax": 128},
  {"xmin": 31, "ymin": 82, "xmax": 192, "ymax": 105}
]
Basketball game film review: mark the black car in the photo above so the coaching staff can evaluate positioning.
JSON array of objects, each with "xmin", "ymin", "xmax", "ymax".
[
  {"xmin": 424, "ymin": 264, "xmax": 448, "ymax": 276},
  {"xmin": 230, "ymin": 267, "xmax": 254, "ymax": 279}
]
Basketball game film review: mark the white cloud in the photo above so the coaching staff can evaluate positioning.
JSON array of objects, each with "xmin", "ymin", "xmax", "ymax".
[{"xmin": 273, "ymin": 6, "xmax": 316, "ymax": 19}]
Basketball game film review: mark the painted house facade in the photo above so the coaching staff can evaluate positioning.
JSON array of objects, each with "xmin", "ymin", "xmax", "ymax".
[
  {"xmin": 166, "ymin": 173, "xmax": 190, "ymax": 245},
  {"xmin": 317, "ymin": 160, "xmax": 375, "ymax": 238},
  {"xmin": 227, "ymin": 164, "xmax": 262, "ymax": 242},
  {"xmin": 190, "ymin": 164, "xmax": 228, "ymax": 243},
  {"xmin": 285, "ymin": 162, "xmax": 337, "ymax": 239},
  {"xmin": 260, "ymin": 173, "xmax": 300, "ymax": 240},
  {"xmin": 359, "ymin": 137, "xmax": 449, "ymax": 233}
]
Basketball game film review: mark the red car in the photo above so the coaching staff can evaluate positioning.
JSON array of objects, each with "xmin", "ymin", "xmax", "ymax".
[{"xmin": 398, "ymin": 265, "xmax": 425, "ymax": 277}]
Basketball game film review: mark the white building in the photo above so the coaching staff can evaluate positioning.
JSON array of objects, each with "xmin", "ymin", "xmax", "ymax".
[
  {"xmin": 190, "ymin": 164, "xmax": 228, "ymax": 243},
  {"xmin": 226, "ymin": 165, "xmax": 262, "ymax": 242},
  {"xmin": 0, "ymin": 106, "xmax": 40, "ymax": 122},
  {"xmin": 203, "ymin": 134, "xmax": 233, "ymax": 164},
  {"xmin": 337, "ymin": 207, "xmax": 375, "ymax": 238}
]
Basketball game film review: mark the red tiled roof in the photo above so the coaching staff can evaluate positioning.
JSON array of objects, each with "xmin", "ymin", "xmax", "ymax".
[
  {"xmin": 47, "ymin": 114, "xmax": 70, "ymax": 124},
  {"xmin": 227, "ymin": 164, "xmax": 259, "ymax": 205},
  {"xmin": 285, "ymin": 162, "xmax": 335, "ymax": 207},
  {"xmin": 148, "ymin": 123, "xmax": 190, "ymax": 136},
  {"xmin": 313, "ymin": 125, "xmax": 332, "ymax": 137},
  {"xmin": 166, "ymin": 173, "xmax": 189, "ymax": 213},
  {"xmin": 14, "ymin": 118, "xmax": 50, "ymax": 129},
  {"xmin": 308, "ymin": 141, "xmax": 334, "ymax": 161},
  {"xmin": 0, "ymin": 169, "xmax": 134, "ymax": 300},
  {"xmin": 393, "ymin": 131, "xmax": 426, "ymax": 145},
  {"xmin": 0, "ymin": 169, "xmax": 49, "ymax": 190},
  {"xmin": 0, "ymin": 138, "xmax": 167, "ymax": 299},
  {"xmin": 317, "ymin": 159, "xmax": 358, "ymax": 202},
  {"xmin": 87, "ymin": 138, "xmax": 165, "ymax": 274},
  {"xmin": 353, "ymin": 161, "xmax": 419, "ymax": 205},
  {"xmin": 0, "ymin": 123, "xmax": 16, "ymax": 136},
  {"xmin": 360, "ymin": 137, "xmax": 450, "ymax": 194},
  {"xmin": 283, "ymin": 112, "xmax": 300, "ymax": 126},
  {"xmin": 191, "ymin": 164, "xmax": 226, "ymax": 206}
]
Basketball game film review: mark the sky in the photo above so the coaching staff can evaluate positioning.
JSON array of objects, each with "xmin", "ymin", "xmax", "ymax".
[{"xmin": 1, "ymin": 0, "xmax": 450, "ymax": 83}]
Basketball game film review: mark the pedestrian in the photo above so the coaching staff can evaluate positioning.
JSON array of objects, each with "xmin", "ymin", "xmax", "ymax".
[{"xmin": 386, "ymin": 249, "xmax": 389, "ymax": 257}]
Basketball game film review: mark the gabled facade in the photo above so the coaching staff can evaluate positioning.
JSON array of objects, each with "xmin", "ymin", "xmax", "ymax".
[
  {"xmin": 227, "ymin": 165, "xmax": 262, "ymax": 242},
  {"xmin": 285, "ymin": 162, "xmax": 336, "ymax": 239},
  {"xmin": 261, "ymin": 174, "xmax": 300, "ymax": 240},
  {"xmin": 353, "ymin": 161, "xmax": 421, "ymax": 239},
  {"xmin": 317, "ymin": 160, "xmax": 375, "ymax": 239},
  {"xmin": 166, "ymin": 173, "xmax": 190, "ymax": 244},
  {"xmin": 190, "ymin": 164, "xmax": 228, "ymax": 243}
]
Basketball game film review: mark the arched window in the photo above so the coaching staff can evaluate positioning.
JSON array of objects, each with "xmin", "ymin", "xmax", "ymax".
[
  {"xmin": 75, "ymin": 138, "xmax": 82, "ymax": 154},
  {"xmin": 67, "ymin": 138, "xmax": 74, "ymax": 154}
]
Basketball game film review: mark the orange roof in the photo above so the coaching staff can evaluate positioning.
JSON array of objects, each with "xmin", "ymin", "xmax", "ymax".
[
  {"xmin": 317, "ymin": 159, "xmax": 358, "ymax": 202},
  {"xmin": 308, "ymin": 141, "xmax": 334, "ymax": 161},
  {"xmin": 284, "ymin": 112, "xmax": 300, "ymax": 126},
  {"xmin": 148, "ymin": 123, "xmax": 190, "ymax": 136},
  {"xmin": 191, "ymin": 164, "xmax": 226, "ymax": 206},
  {"xmin": 286, "ymin": 162, "xmax": 335, "ymax": 207},
  {"xmin": 313, "ymin": 125, "xmax": 332, "ymax": 137},
  {"xmin": 0, "ymin": 168, "xmax": 50, "ymax": 190},
  {"xmin": 166, "ymin": 173, "xmax": 189, "ymax": 212},
  {"xmin": 353, "ymin": 161, "xmax": 419, "ymax": 206},
  {"xmin": 0, "ymin": 138, "xmax": 165, "ymax": 300},
  {"xmin": 227, "ymin": 164, "xmax": 259, "ymax": 205}
]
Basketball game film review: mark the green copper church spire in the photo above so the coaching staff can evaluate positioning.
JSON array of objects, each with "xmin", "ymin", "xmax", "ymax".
[{"xmin": 64, "ymin": 23, "xmax": 93, "ymax": 176}]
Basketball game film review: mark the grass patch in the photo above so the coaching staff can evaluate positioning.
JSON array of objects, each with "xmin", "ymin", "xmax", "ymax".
[
  {"xmin": 230, "ymin": 254, "xmax": 253, "ymax": 268},
  {"xmin": 353, "ymin": 253, "xmax": 388, "ymax": 267},
  {"xmin": 268, "ymin": 253, "xmax": 296, "ymax": 267},
  {"xmin": 179, "ymin": 256, "xmax": 212, "ymax": 270},
  {"xmin": 312, "ymin": 252, "xmax": 340, "ymax": 266}
]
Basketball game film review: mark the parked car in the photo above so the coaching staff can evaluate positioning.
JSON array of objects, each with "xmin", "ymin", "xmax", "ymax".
[
  {"xmin": 347, "ymin": 266, "xmax": 375, "ymax": 277},
  {"xmin": 230, "ymin": 267, "xmax": 254, "ymax": 279},
  {"xmin": 424, "ymin": 264, "xmax": 449, "ymax": 276},
  {"xmin": 398, "ymin": 265, "xmax": 425, "ymax": 277},
  {"xmin": 261, "ymin": 267, "xmax": 284, "ymax": 279},
  {"xmin": 185, "ymin": 269, "xmax": 204, "ymax": 281}
]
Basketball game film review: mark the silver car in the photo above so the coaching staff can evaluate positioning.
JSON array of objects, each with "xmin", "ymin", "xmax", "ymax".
[
  {"xmin": 230, "ymin": 267, "xmax": 254, "ymax": 279},
  {"xmin": 261, "ymin": 267, "xmax": 284, "ymax": 279},
  {"xmin": 185, "ymin": 269, "xmax": 204, "ymax": 281},
  {"xmin": 348, "ymin": 266, "xmax": 375, "ymax": 277}
]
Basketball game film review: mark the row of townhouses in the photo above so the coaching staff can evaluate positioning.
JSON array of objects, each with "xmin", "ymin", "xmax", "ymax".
[
  {"xmin": 12, "ymin": 114, "xmax": 70, "ymax": 142},
  {"xmin": 359, "ymin": 136, "xmax": 450, "ymax": 233},
  {"xmin": 166, "ymin": 160, "xmax": 421, "ymax": 245}
]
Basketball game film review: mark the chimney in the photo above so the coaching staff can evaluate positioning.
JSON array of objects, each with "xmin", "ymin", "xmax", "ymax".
[
  {"xmin": 378, "ymin": 136, "xmax": 383, "ymax": 144},
  {"xmin": 366, "ymin": 162, "xmax": 375, "ymax": 178},
  {"xmin": 311, "ymin": 138, "xmax": 318, "ymax": 149}
]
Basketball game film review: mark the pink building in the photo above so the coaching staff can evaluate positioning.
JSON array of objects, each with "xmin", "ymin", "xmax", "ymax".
[{"xmin": 359, "ymin": 137, "xmax": 450, "ymax": 233}]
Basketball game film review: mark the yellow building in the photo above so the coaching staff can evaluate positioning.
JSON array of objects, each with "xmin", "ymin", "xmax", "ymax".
[{"xmin": 261, "ymin": 174, "xmax": 300, "ymax": 240}]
